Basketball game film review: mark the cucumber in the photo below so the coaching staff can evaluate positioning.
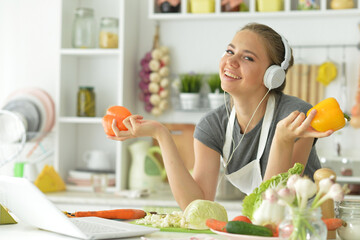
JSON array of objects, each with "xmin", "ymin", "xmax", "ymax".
[{"xmin": 226, "ymin": 221, "xmax": 273, "ymax": 237}]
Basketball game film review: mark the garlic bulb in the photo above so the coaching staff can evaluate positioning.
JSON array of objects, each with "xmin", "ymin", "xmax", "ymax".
[
  {"xmin": 149, "ymin": 59, "xmax": 160, "ymax": 72},
  {"xmin": 150, "ymin": 72, "xmax": 161, "ymax": 83},
  {"xmin": 149, "ymin": 82, "xmax": 160, "ymax": 94}
]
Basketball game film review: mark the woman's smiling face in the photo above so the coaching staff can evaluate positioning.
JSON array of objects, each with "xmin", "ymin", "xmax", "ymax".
[{"xmin": 219, "ymin": 30, "xmax": 271, "ymax": 96}]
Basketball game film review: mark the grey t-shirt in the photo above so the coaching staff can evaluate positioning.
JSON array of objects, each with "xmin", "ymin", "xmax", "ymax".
[{"xmin": 194, "ymin": 92, "xmax": 321, "ymax": 179}]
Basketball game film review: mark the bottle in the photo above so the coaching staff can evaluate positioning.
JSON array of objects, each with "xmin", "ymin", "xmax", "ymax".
[
  {"xmin": 77, "ymin": 86, "xmax": 95, "ymax": 117},
  {"xmin": 99, "ymin": 17, "xmax": 119, "ymax": 48},
  {"xmin": 72, "ymin": 8, "xmax": 96, "ymax": 48},
  {"xmin": 298, "ymin": 0, "xmax": 320, "ymax": 10}
]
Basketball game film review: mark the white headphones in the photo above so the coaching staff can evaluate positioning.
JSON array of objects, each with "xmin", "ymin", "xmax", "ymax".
[{"xmin": 263, "ymin": 35, "xmax": 291, "ymax": 90}]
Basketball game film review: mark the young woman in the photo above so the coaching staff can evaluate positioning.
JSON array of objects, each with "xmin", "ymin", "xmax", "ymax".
[{"xmin": 109, "ymin": 23, "xmax": 333, "ymax": 210}]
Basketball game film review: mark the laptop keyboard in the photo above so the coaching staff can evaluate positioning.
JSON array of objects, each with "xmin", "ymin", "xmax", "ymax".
[{"xmin": 71, "ymin": 218, "xmax": 126, "ymax": 234}]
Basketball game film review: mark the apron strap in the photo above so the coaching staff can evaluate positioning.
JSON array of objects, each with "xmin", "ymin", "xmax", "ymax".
[
  {"xmin": 256, "ymin": 94, "xmax": 275, "ymax": 159},
  {"xmin": 222, "ymin": 107, "xmax": 236, "ymax": 167}
]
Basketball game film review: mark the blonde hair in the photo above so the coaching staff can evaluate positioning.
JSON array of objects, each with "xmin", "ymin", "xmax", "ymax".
[{"xmin": 241, "ymin": 23, "xmax": 294, "ymax": 92}]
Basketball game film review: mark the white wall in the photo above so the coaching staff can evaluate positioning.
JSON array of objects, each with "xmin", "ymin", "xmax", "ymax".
[{"xmin": 0, "ymin": 0, "xmax": 60, "ymax": 105}]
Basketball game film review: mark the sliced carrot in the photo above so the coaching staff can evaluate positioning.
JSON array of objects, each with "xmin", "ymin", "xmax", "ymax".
[
  {"xmin": 232, "ymin": 215, "xmax": 252, "ymax": 223},
  {"xmin": 206, "ymin": 218, "xmax": 227, "ymax": 232},
  {"xmin": 322, "ymin": 218, "xmax": 345, "ymax": 231},
  {"xmin": 74, "ymin": 209, "xmax": 146, "ymax": 219}
]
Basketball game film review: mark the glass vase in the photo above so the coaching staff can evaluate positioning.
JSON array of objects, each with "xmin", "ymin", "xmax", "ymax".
[{"xmin": 279, "ymin": 207, "xmax": 327, "ymax": 240}]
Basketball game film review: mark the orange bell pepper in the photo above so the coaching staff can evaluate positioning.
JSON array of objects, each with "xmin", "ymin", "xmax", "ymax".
[
  {"xmin": 306, "ymin": 97, "xmax": 351, "ymax": 132},
  {"xmin": 102, "ymin": 106, "xmax": 132, "ymax": 136}
]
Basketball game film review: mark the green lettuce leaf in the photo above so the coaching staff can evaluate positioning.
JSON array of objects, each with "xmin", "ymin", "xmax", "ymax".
[{"xmin": 241, "ymin": 163, "xmax": 304, "ymax": 219}]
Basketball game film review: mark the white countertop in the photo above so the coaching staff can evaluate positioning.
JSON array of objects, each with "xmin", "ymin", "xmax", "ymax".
[
  {"xmin": 45, "ymin": 189, "xmax": 243, "ymax": 213},
  {"xmin": 0, "ymin": 219, "xmax": 226, "ymax": 240}
]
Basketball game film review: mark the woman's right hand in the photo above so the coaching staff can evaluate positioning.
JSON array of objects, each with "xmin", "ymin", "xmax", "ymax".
[{"xmin": 108, "ymin": 115, "xmax": 165, "ymax": 141}]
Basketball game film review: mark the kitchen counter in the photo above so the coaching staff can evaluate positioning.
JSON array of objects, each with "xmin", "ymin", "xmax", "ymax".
[
  {"xmin": 1, "ymin": 218, "xmax": 226, "ymax": 240},
  {"xmin": 46, "ymin": 189, "xmax": 360, "ymax": 216},
  {"xmin": 46, "ymin": 189, "xmax": 243, "ymax": 219}
]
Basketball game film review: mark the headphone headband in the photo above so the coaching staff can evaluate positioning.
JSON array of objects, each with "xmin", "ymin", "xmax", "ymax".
[{"xmin": 280, "ymin": 35, "xmax": 291, "ymax": 70}]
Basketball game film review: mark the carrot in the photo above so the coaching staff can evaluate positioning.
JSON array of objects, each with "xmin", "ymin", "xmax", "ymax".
[
  {"xmin": 322, "ymin": 218, "xmax": 345, "ymax": 231},
  {"xmin": 232, "ymin": 215, "xmax": 252, "ymax": 223},
  {"xmin": 74, "ymin": 209, "xmax": 146, "ymax": 219},
  {"xmin": 206, "ymin": 218, "xmax": 227, "ymax": 232}
]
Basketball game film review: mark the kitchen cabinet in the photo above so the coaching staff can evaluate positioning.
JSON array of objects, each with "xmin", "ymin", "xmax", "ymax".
[{"xmin": 55, "ymin": 0, "xmax": 140, "ymax": 192}]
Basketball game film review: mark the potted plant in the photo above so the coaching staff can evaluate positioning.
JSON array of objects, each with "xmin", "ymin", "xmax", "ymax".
[
  {"xmin": 179, "ymin": 73, "xmax": 203, "ymax": 110},
  {"xmin": 207, "ymin": 73, "xmax": 224, "ymax": 109}
]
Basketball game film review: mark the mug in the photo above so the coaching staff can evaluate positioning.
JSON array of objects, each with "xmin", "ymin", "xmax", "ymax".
[{"xmin": 83, "ymin": 150, "xmax": 111, "ymax": 170}]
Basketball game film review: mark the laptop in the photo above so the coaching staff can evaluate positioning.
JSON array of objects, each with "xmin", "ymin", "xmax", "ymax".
[{"xmin": 0, "ymin": 176, "xmax": 159, "ymax": 239}]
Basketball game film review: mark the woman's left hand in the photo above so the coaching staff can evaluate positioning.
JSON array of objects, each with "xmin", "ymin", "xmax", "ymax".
[{"xmin": 276, "ymin": 109, "xmax": 333, "ymax": 143}]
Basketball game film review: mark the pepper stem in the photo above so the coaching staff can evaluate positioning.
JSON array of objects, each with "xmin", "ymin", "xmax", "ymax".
[{"xmin": 344, "ymin": 113, "xmax": 351, "ymax": 122}]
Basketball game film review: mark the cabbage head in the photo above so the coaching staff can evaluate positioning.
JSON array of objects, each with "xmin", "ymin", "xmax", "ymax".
[{"xmin": 182, "ymin": 199, "xmax": 228, "ymax": 230}]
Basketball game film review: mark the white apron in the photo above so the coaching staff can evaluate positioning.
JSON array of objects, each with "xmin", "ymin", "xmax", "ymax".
[{"xmin": 222, "ymin": 94, "xmax": 275, "ymax": 195}]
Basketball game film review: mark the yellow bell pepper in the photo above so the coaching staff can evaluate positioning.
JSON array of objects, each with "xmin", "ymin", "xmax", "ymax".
[{"xmin": 306, "ymin": 97, "xmax": 351, "ymax": 132}]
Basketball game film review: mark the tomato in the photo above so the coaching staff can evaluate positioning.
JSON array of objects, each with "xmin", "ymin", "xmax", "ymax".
[
  {"xmin": 232, "ymin": 215, "xmax": 252, "ymax": 223},
  {"xmin": 102, "ymin": 106, "xmax": 132, "ymax": 136}
]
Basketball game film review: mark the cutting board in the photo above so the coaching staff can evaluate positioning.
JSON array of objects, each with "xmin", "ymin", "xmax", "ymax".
[
  {"xmin": 131, "ymin": 222, "xmax": 213, "ymax": 234},
  {"xmin": 153, "ymin": 123, "xmax": 195, "ymax": 171}
]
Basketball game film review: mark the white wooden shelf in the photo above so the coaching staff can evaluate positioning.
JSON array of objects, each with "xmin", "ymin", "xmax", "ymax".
[
  {"xmin": 59, "ymin": 117, "xmax": 102, "ymax": 124},
  {"xmin": 149, "ymin": 0, "xmax": 360, "ymax": 20},
  {"xmin": 337, "ymin": 176, "xmax": 360, "ymax": 184},
  {"xmin": 61, "ymin": 49, "xmax": 120, "ymax": 56},
  {"xmin": 149, "ymin": 9, "xmax": 360, "ymax": 20}
]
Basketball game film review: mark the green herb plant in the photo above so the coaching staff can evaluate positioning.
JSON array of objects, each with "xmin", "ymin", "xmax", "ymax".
[
  {"xmin": 207, "ymin": 73, "xmax": 224, "ymax": 94},
  {"xmin": 180, "ymin": 73, "xmax": 203, "ymax": 93}
]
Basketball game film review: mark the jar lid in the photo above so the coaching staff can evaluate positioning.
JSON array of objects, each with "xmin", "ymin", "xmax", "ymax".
[
  {"xmin": 101, "ymin": 17, "xmax": 119, "ymax": 26},
  {"xmin": 79, "ymin": 86, "xmax": 94, "ymax": 90},
  {"xmin": 75, "ymin": 8, "xmax": 94, "ymax": 16}
]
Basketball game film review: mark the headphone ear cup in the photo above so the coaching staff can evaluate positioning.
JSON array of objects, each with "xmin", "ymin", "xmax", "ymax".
[{"xmin": 263, "ymin": 65, "xmax": 285, "ymax": 90}]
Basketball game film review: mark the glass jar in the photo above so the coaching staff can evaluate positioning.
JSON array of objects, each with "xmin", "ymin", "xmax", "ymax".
[
  {"xmin": 99, "ymin": 17, "xmax": 118, "ymax": 48},
  {"xmin": 77, "ymin": 86, "xmax": 95, "ymax": 117},
  {"xmin": 72, "ymin": 8, "xmax": 96, "ymax": 48},
  {"xmin": 298, "ymin": 0, "xmax": 320, "ymax": 10},
  {"xmin": 336, "ymin": 200, "xmax": 360, "ymax": 240},
  {"xmin": 279, "ymin": 207, "xmax": 327, "ymax": 240}
]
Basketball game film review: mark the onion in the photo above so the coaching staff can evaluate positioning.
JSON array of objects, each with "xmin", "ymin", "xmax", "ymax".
[
  {"xmin": 144, "ymin": 51, "xmax": 152, "ymax": 61},
  {"xmin": 149, "ymin": 59, "xmax": 160, "ymax": 72},
  {"xmin": 161, "ymin": 55, "xmax": 170, "ymax": 65},
  {"xmin": 150, "ymin": 72, "xmax": 161, "ymax": 83},
  {"xmin": 159, "ymin": 89, "xmax": 169, "ymax": 99},
  {"xmin": 159, "ymin": 100, "xmax": 168, "ymax": 110},
  {"xmin": 159, "ymin": 46, "xmax": 169, "ymax": 55},
  {"xmin": 149, "ymin": 82, "xmax": 160, "ymax": 94},
  {"xmin": 145, "ymin": 102, "xmax": 153, "ymax": 113},
  {"xmin": 151, "ymin": 107, "xmax": 162, "ymax": 116},
  {"xmin": 151, "ymin": 48, "xmax": 163, "ymax": 60},
  {"xmin": 160, "ymin": 78, "xmax": 170, "ymax": 88},
  {"xmin": 150, "ymin": 94, "xmax": 161, "ymax": 106},
  {"xmin": 159, "ymin": 66, "xmax": 169, "ymax": 77}
]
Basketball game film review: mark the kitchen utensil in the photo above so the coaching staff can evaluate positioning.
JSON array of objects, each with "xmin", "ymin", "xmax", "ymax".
[
  {"xmin": 337, "ymin": 50, "xmax": 349, "ymax": 114},
  {"xmin": 300, "ymin": 63, "xmax": 310, "ymax": 101},
  {"xmin": 4, "ymin": 87, "xmax": 55, "ymax": 139},
  {"xmin": 0, "ymin": 110, "xmax": 27, "ymax": 168},
  {"xmin": 128, "ymin": 141, "xmax": 165, "ymax": 191},
  {"xmin": 3, "ymin": 98, "xmax": 41, "ymax": 140},
  {"xmin": 82, "ymin": 150, "xmax": 112, "ymax": 171},
  {"xmin": 314, "ymin": 168, "xmax": 337, "ymax": 239}
]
